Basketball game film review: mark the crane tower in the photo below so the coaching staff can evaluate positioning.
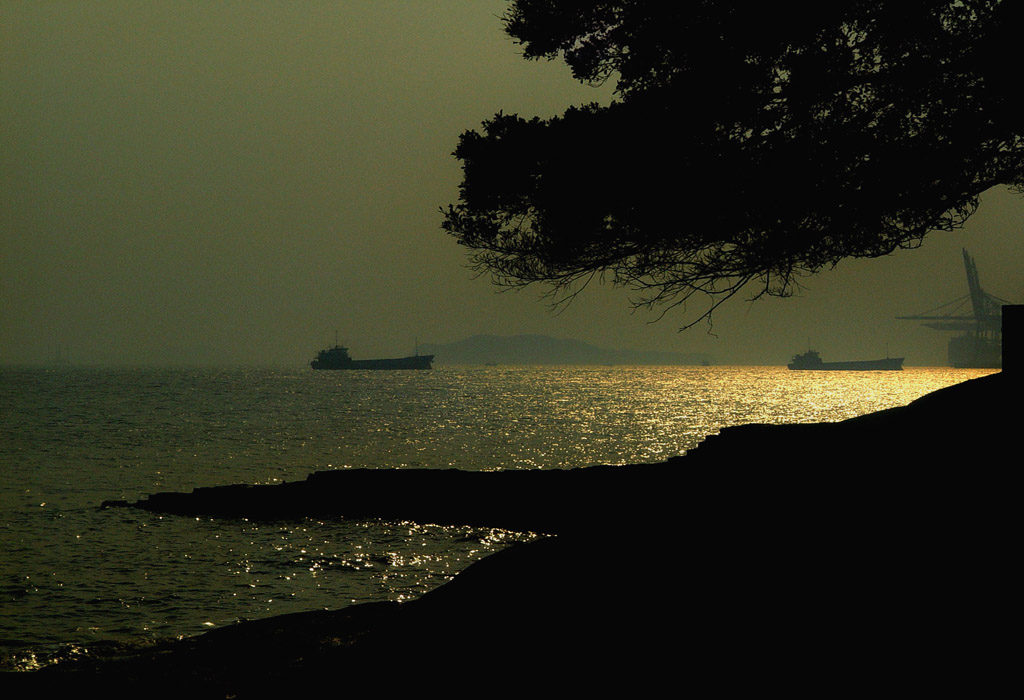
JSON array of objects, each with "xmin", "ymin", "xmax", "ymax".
[{"xmin": 897, "ymin": 249, "xmax": 1008, "ymax": 368}]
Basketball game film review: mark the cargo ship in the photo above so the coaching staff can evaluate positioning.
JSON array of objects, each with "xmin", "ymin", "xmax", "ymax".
[
  {"xmin": 787, "ymin": 350, "xmax": 903, "ymax": 371},
  {"xmin": 310, "ymin": 342, "xmax": 433, "ymax": 370}
]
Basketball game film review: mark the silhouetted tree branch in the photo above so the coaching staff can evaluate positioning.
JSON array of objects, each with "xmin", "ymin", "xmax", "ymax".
[{"xmin": 442, "ymin": 1, "xmax": 1023, "ymax": 328}]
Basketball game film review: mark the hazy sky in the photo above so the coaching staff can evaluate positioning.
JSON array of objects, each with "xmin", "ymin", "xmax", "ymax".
[{"xmin": 3, "ymin": 1, "xmax": 1023, "ymax": 367}]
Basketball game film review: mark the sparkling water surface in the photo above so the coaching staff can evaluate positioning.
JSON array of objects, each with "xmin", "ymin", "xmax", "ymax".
[{"xmin": 0, "ymin": 364, "xmax": 996, "ymax": 668}]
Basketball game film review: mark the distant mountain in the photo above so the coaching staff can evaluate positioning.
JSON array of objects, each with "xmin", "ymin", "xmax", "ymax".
[{"xmin": 418, "ymin": 334, "xmax": 711, "ymax": 366}]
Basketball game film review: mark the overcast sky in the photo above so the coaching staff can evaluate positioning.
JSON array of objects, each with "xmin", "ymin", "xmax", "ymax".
[{"xmin": 3, "ymin": 1, "xmax": 1022, "ymax": 367}]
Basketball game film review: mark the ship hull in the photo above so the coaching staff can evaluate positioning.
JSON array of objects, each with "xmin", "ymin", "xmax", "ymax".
[
  {"xmin": 948, "ymin": 336, "xmax": 1001, "ymax": 368},
  {"xmin": 311, "ymin": 354, "xmax": 434, "ymax": 370},
  {"xmin": 788, "ymin": 358, "xmax": 904, "ymax": 371}
]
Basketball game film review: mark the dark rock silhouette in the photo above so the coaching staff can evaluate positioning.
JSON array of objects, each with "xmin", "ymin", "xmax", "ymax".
[{"xmin": 26, "ymin": 371, "xmax": 1016, "ymax": 696}]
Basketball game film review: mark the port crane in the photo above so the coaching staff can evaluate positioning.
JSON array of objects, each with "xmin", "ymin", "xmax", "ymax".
[{"xmin": 897, "ymin": 249, "xmax": 1009, "ymax": 368}]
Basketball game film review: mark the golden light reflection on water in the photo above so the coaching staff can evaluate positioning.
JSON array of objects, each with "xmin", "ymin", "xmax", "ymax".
[{"xmin": 434, "ymin": 365, "xmax": 998, "ymax": 468}]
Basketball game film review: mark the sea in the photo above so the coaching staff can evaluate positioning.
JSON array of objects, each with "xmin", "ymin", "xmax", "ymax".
[{"xmin": 0, "ymin": 363, "xmax": 997, "ymax": 670}]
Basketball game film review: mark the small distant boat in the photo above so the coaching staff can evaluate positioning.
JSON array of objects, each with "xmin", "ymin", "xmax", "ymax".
[
  {"xmin": 310, "ymin": 338, "xmax": 433, "ymax": 370},
  {"xmin": 787, "ymin": 350, "xmax": 903, "ymax": 371}
]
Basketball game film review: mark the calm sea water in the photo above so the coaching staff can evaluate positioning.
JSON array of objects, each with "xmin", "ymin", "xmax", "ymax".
[{"xmin": 0, "ymin": 364, "xmax": 996, "ymax": 669}]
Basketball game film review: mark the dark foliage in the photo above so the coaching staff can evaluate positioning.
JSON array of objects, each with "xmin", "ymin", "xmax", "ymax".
[{"xmin": 442, "ymin": 1, "xmax": 1024, "ymax": 327}]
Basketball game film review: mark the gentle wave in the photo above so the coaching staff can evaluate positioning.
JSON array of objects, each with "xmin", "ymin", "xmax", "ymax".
[{"xmin": 0, "ymin": 365, "xmax": 997, "ymax": 665}]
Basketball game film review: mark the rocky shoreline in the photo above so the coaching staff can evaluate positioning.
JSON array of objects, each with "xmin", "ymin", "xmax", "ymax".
[{"xmin": 19, "ymin": 371, "xmax": 1015, "ymax": 695}]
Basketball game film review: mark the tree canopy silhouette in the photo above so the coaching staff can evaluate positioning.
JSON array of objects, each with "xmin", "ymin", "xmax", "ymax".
[{"xmin": 442, "ymin": 1, "xmax": 1023, "ymax": 327}]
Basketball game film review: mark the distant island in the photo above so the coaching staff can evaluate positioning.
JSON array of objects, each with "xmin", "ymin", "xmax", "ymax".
[{"xmin": 416, "ymin": 334, "xmax": 710, "ymax": 366}]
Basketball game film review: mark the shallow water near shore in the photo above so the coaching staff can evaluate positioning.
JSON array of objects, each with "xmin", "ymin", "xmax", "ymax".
[{"xmin": 0, "ymin": 364, "xmax": 996, "ymax": 669}]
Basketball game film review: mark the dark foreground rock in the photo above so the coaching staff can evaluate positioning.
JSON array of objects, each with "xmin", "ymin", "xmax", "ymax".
[
  {"xmin": 20, "ymin": 372, "xmax": 1017, "ymax": 696},
  {"xmin": 101, "ymin": 461, "xmax": 679, "ymax": 535}
]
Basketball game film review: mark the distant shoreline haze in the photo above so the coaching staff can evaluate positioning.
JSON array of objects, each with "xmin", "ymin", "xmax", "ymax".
[{"xmin": 417, "ymin": 334, "xmax": 711, "ymax": 366}]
